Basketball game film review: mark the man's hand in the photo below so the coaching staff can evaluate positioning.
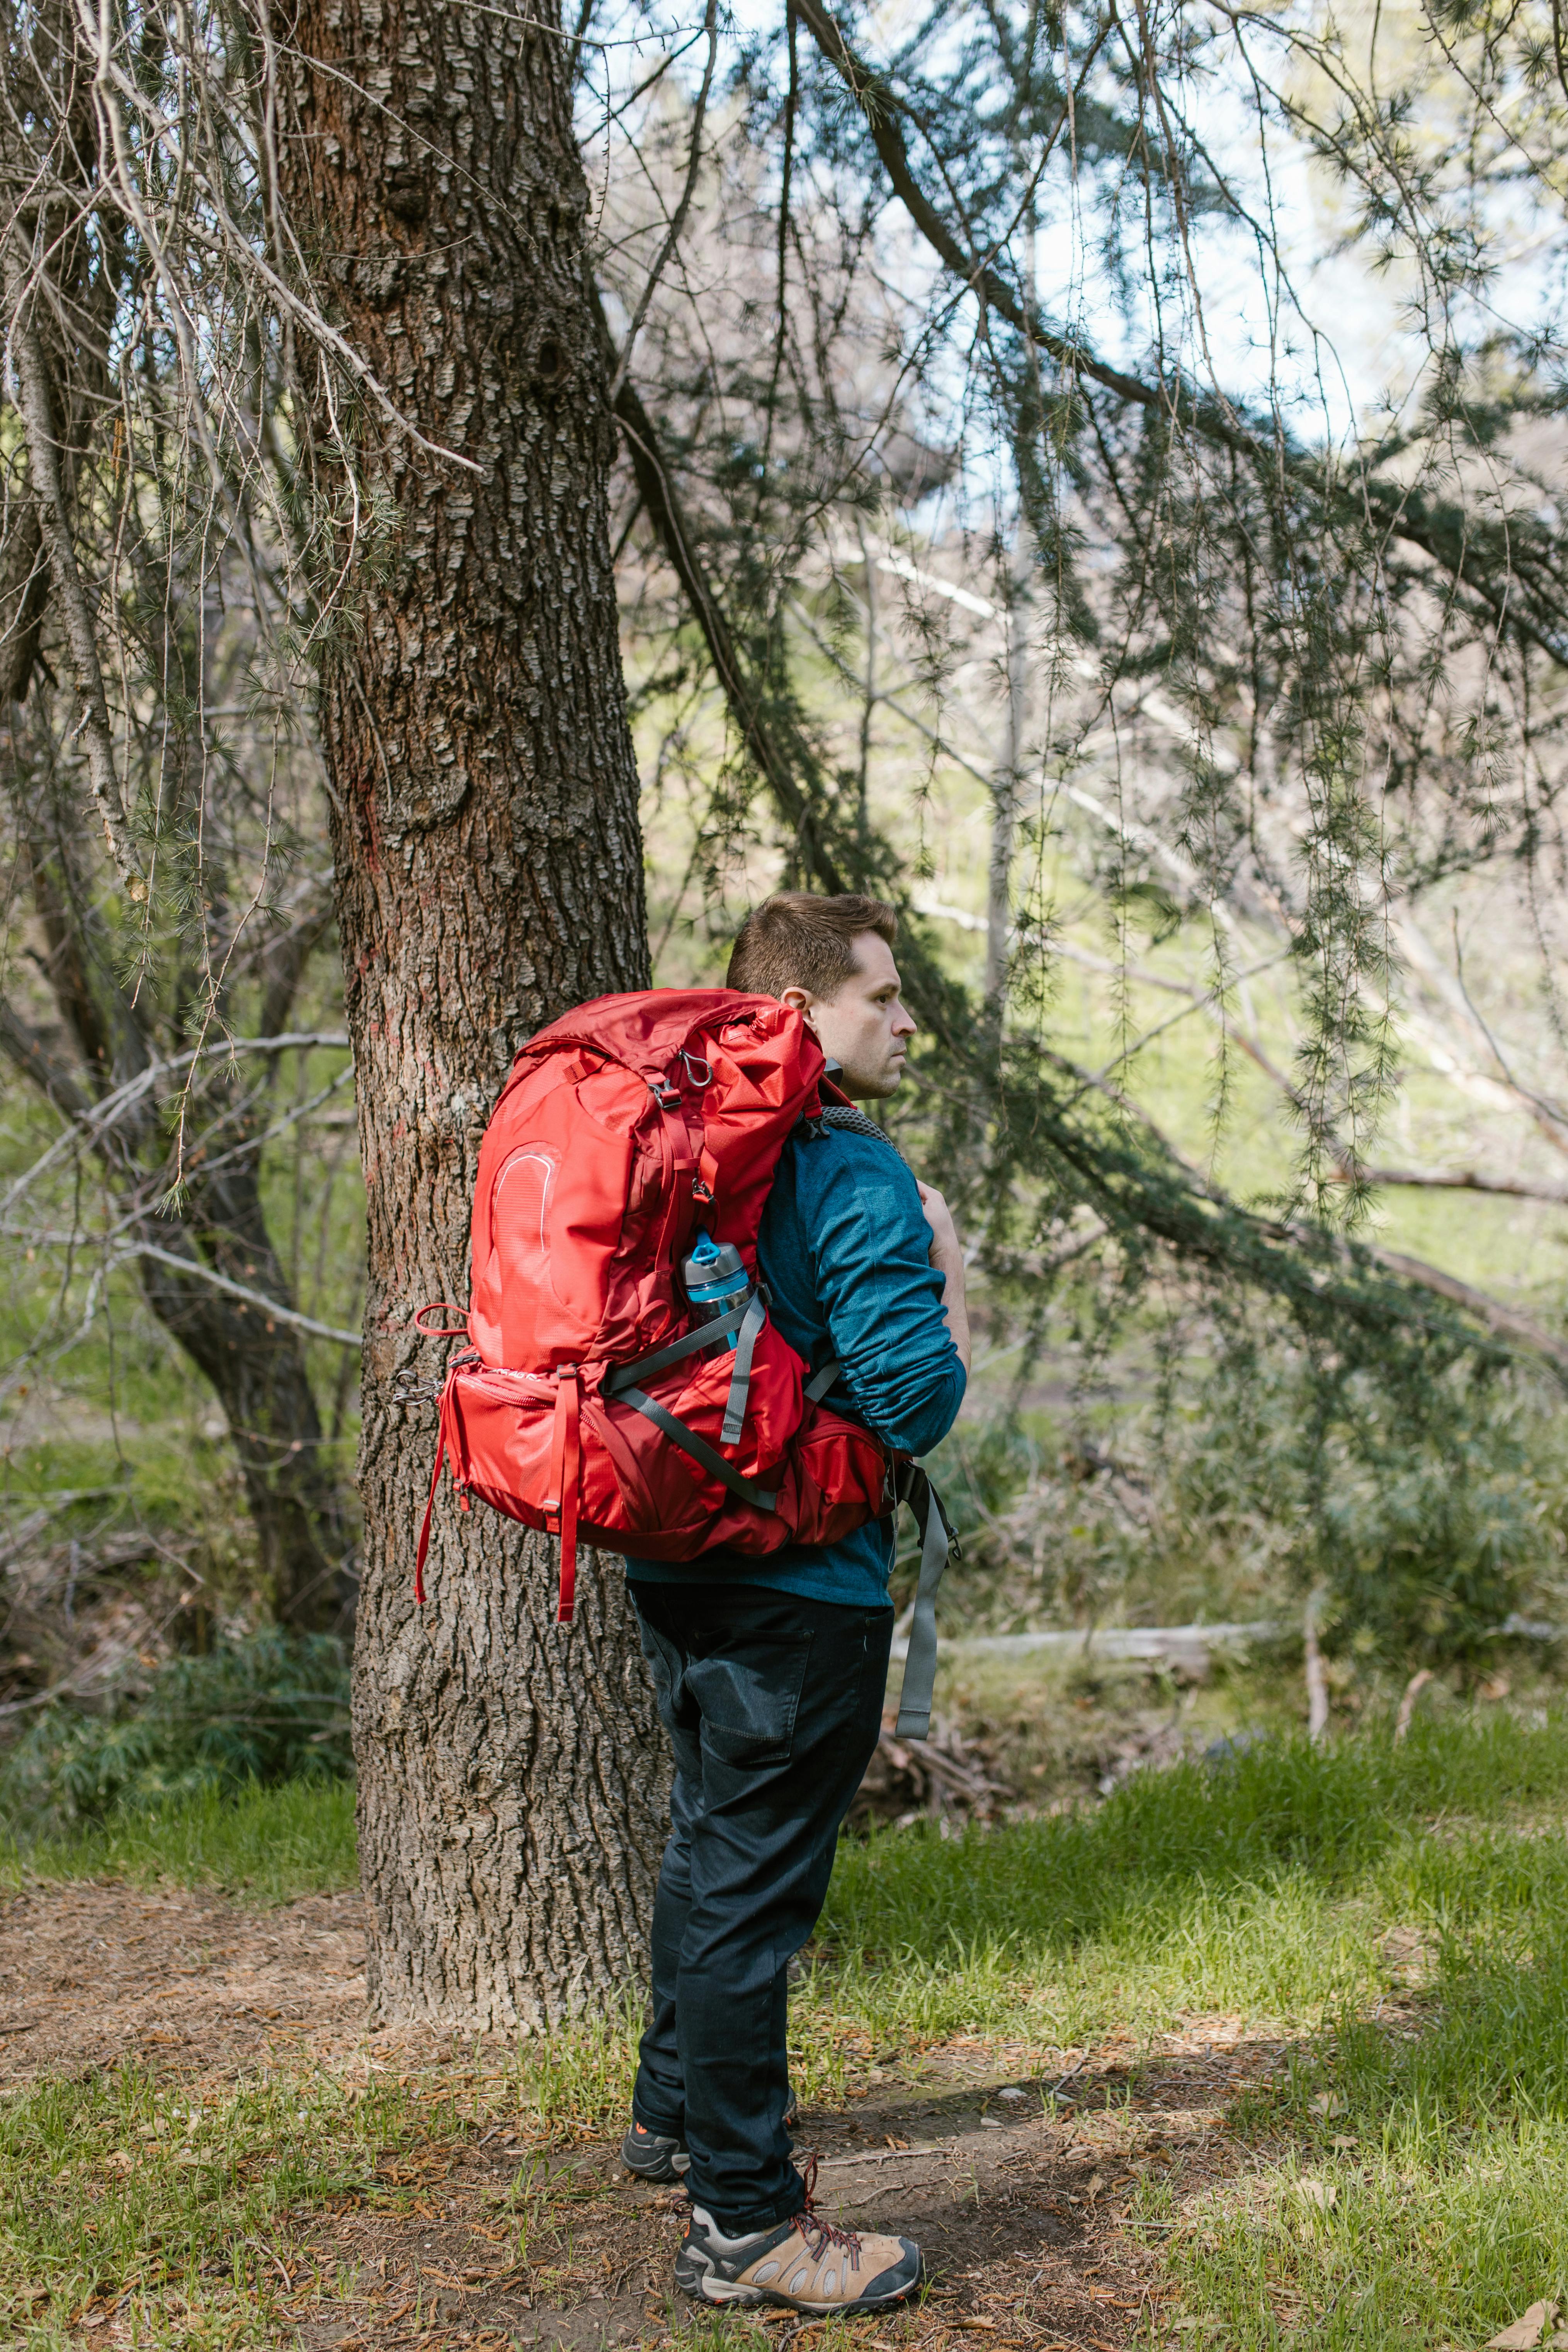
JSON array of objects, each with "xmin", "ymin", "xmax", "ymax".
[
  {"xmin": 916, "ymin": 1181, "xmax": 961, "ymax": 1272},
  {"xmin": 916, "ymin": 1182, "xmax": 970, "ymax": 1376}
]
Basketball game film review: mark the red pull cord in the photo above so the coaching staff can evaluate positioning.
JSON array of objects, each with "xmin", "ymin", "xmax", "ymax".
[
  {"xmin": 544, "ymin": 1367, "xmax": 582, "ymax": 1623},
  {"xmin": 414, "ymin": 1423, "xmax": 448, "ymax": 1606}
]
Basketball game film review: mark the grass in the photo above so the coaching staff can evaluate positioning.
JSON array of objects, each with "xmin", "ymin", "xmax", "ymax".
[
  {"xmin": 1165, "ymin": 1908, "xmax": 1568, "ymax": 2346},
  {"xmin": 807, "ymin": 1707, "xmax": 1568, "ymax": 2048},
  {"xmin": 0, "ymin": 2055, "xmax": 511, "ymax": 2347},
  {"xmin": 10, "ymin": 1711, "xmax": 1568, "ymax": 2343},
  {"xmin": 1, "ymin": 1777, "xmax": 358, "ymax": 1905}
]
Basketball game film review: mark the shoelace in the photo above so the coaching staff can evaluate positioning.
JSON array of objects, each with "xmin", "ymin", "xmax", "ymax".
[{"xmin": 795, "ymin": 2156, "xmax": 863, "ymax": 2271}]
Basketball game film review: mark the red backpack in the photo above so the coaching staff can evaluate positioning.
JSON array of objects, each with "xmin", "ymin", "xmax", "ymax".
[{"xmin": 414, "ymin": 988, "xmax": 953, "ymax": 1736}]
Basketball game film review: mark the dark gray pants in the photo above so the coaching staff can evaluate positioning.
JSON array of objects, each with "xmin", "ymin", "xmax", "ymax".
[{"xmin": 628, "ymin": 1580, "xmax": 892, "ymax": 2233}]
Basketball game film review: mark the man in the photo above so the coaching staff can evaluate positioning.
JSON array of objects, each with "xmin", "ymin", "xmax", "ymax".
[{"xmin": 621, "ymin": 892, "xmax": 970, "ymax": 2313}]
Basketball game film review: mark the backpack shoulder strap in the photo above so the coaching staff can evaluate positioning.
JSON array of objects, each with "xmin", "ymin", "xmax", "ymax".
[
  {"xmin": 795, "ymin": 1102, "xmax": 909, "ymax": 1164},
  {"xmin": 893, "ymin": 1467, "xmax": 960, "ymax": 1740}
]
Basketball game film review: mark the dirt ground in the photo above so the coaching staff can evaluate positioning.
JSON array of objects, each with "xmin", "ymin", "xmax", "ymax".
[{"xmin": 0, "ymin": 1880, "xmax": 1277, "ymax": 2349}]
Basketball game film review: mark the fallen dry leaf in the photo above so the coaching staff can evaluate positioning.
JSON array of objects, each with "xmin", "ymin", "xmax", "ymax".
[
  {"xmin": 1295, "ymin": 2179, "xmax": 1338, "ymax": 2210},
  {"xmin": 1486, "ymin": 2302, "xmax": 1561, "ymax": 2350},
  {"xmin": 1307, "ymin": 2092, "xmax": 1347, "ymax": 2119}
]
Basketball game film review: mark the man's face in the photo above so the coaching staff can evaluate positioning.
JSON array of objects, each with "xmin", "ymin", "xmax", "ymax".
[{"xmin": 782, "ymin": 933, "xmax": 917, "ymax": 1100}]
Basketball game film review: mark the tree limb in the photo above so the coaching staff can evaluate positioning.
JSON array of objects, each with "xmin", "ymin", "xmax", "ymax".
[
  {"xmin": 1358, "ymin": 1243, "xmax": 1568, "ymax": 1374},
  {"xmin": 127, "ymin": 1238, "xmax": 362, "ymax": 1348},
  {"xmin": 608, "ymin": 350, "xmax": 853, "ymax": 896},
  {"xmin": 609, "ymin": 0, "xmax": 719, "ymax": 402},
  {"xmin": 1331, "ymin": 1166, "xmax": 1568, "ymax": 1206},
  {"xmin": 0, "ymin": 1030, "xmax": 350, "ymax": 1219},
  {"xmin": 2, "ymin": 243, "xmax": 147, "ymax": 901},
  {"xmin": 791, "ymin": 0, "xmax": 1171, "ymax": 419},
  {"xmin": 0, "ymin": 998, "xmax": 93, "ymax": 1126},
  {"xmin": 790, "ymin": 0, "xmax": 1568, "ymax": 670},
  {"xmin": 0, "ymin": 493, "xmax": 49, "ymax": 706}
]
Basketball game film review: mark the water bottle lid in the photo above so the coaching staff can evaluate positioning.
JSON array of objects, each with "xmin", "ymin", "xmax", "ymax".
[{"xmin": 689, "ymin": 1230, "xmax": 721, "ymax": 1266}]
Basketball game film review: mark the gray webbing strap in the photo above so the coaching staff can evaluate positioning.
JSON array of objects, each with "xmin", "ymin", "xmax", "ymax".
[
  {"xmin": 610, "ymin": 1299, "xmax": 749, "ymax": 1391},
  {"xmin": 721, "ymin": 1290, "xmax": 768, "ymax": 1446},
  {"xmin": 612, "ymin": 1384, "xmax": 781, "ymax": 1513},
  {"xmin": 803, "ymin": 1356, "xmax": 840, "ymax": 1403},
  {"xmin": 895, "ymin": 1469, "xmax": 957, "ymax": 1740}
]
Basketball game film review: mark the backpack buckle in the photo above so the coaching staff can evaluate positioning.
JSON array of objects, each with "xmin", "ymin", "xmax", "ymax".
[{"xmin": 650, "ymin": 1080, "xmax": 682, "ymax": 1110}]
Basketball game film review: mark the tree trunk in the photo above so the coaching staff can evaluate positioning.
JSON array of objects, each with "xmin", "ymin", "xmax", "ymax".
[
  {"xmin": 0, "ymin": 800, "xmax": 354, "ymax": 1632},
  {"xmin": 282, "ymin": 0, "xmax": 669, "ymax": 2025},
  {"xmin": 136, "ymin": 1170, "xmax": 350, "ymax": 1633}
]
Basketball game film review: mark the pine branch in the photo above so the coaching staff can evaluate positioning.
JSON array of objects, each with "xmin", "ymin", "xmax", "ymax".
[
  {"xmin": 605, "ymin": 319, "xmax": 1563, "ymax": 1387},
  {"xmin": 791, "ymin": 0, "xmax": 1180, "ymax": 422},
  {"xmin": 1358, "ymin": 1245, "xmax": 1568, "ymax": 1374},
  {"xmin": 608, "ymin": 351, "xmax": 854, "ymax": 899},
  {"xmin": 1002, "ymin": 1045, "xmax": 1568, "ymax": 1382},
  {"xmin": 791, "ymin": 0, "xmax": 1568, "ymax": 668}
]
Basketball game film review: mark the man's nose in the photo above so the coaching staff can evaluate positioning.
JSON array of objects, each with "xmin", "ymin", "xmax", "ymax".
[{"xmin": 893, "ymin": 1002, "xmax": 916, "ymax": 1037}]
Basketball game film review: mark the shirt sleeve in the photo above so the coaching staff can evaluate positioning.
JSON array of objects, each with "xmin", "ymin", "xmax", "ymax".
[{"xmin": 798, "ymin": 1133, "xmax": 967, "ymax": 1456}]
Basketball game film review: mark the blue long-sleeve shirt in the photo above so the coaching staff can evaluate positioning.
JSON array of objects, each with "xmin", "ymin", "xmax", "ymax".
[{"xmin": 625, "ymin": 1122, "xmax": 967, "ymax": 1607}]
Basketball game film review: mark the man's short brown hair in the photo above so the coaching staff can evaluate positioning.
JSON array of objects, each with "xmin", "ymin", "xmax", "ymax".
[{"xmin": 727, "ymin": 893, "xmax": 898, "ymax": 1002}]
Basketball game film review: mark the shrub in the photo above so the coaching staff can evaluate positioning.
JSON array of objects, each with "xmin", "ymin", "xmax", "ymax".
[
  {"xmin": 0, "ymin": 1629, "xmax": 351, "ymax": 1833},
  {"xmin": 946, "ymin": 1344, "xmax": 1555, "ymax": 1670}
]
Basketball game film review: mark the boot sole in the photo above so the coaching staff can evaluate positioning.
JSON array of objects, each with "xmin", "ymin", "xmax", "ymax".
[{"xmin": 623, "ymin": 2155, "xmax": 690, "ymax": 2182}]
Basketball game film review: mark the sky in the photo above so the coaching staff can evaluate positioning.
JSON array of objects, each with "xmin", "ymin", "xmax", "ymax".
[{"xmin": 582, "ymin": 0, "xmax": 1568, "ymax": 456}]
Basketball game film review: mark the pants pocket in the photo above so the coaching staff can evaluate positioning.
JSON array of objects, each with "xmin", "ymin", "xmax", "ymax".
[
  {"xmin": 688, "ymin": 1638, "xmax": 812, "ymax": 1769},
  {"xmin": 636, "ymin": 1615, "xmax": 684, "ymax": 1737}
]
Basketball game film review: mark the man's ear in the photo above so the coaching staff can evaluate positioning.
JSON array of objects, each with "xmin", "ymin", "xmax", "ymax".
[{"xmin": 779, "ymin": 985, "xmax": 814, "ymax": 1025}]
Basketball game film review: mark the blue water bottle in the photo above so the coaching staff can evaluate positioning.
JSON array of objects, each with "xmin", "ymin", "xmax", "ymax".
[{"xmin": 682, "ymin": 1231, "xmax": 749, "ymax": 1350}]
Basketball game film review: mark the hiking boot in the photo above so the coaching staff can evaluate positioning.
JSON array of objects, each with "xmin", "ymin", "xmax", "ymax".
[
  {"xmin": 622, "ymin": 2090, "xmax": 801, "ymax": 2184},
  {"xmin": 622, "ymin": 2122, "xmax": 691, "ymax": 2182},
  {"xmin": 675, "ymin": 2185, "xmax": 920, "ymax": 2312}
]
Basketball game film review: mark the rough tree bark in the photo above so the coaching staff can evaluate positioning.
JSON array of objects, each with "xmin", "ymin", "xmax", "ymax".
[{"xmin": 282, "ymin": 0, "xmax": 669, "ymax": 2023}]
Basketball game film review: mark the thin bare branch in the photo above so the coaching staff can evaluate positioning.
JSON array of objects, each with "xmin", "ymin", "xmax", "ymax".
[{"xmin": 2, "ymin": 245, "xmax": 147, "ymax": 901}]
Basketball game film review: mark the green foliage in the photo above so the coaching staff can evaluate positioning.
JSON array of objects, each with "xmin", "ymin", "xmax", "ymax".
[
  {"xmin": 0, "ymin": 1631, "xmax": 351, "ymax": 1835},
  {"xmin": 1170, "ymin": 1346, "xmax": 1546, "ymax": 1669},
  {"xmin": 3, "ymin": 1776, "xmax": 359, "ymax": 1905},
  {"xmin": 946, "ymin": 1341, "xmax": 1554, "ymax": 1667},
  {"xmin": 11, "ymin": 1712, "xmax": 1568, "ymax": 2349},
  {"xmin": 810, "ymin": 1711, "xmax": 1568, "ymax": 2048}
]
